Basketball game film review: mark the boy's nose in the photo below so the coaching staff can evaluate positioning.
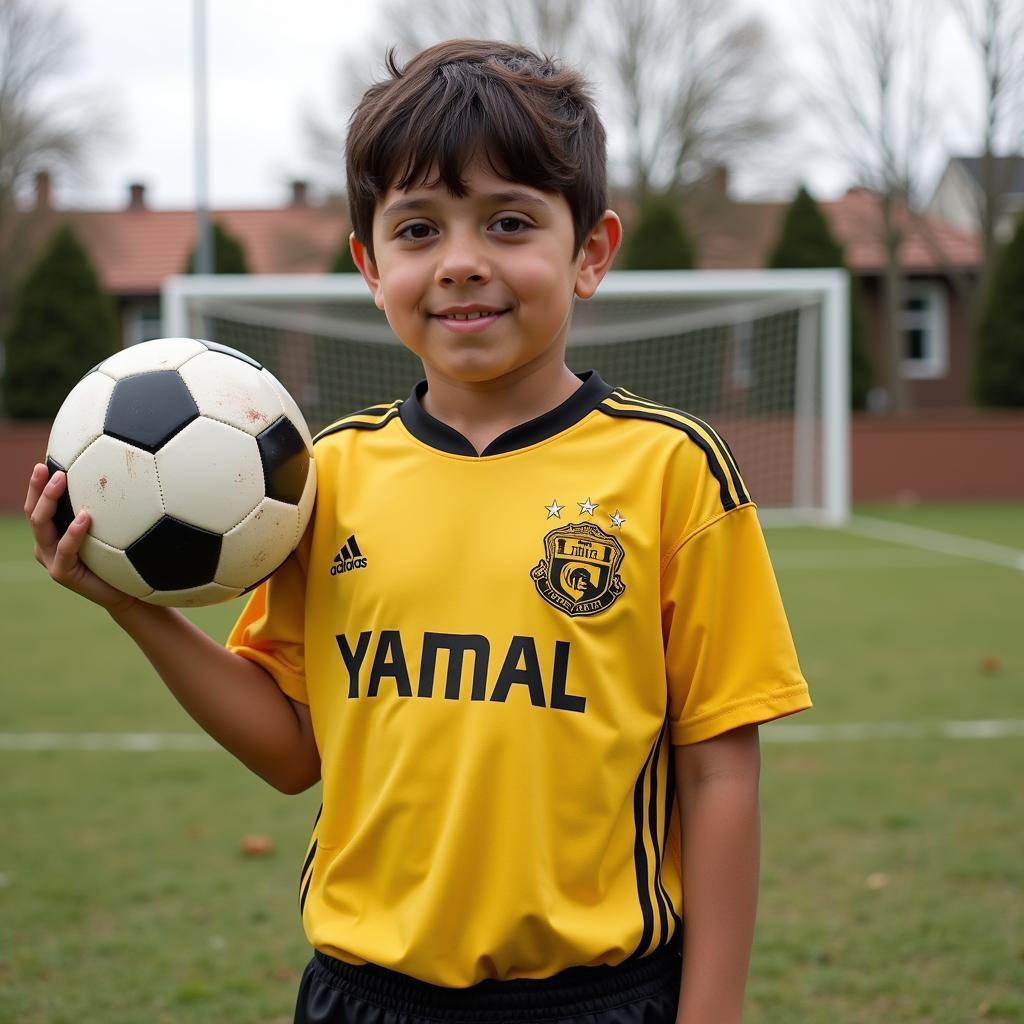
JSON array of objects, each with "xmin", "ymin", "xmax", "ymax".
[{"xmin": 434, "ymin": 236, "xmax": 491, "ymax": 286}]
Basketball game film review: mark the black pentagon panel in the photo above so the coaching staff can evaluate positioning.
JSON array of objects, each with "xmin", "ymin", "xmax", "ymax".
[
  {"xmin": 196, "ymin": 339, "xmax": 263, "ymax": 369},
  {"xmin": 104, "ymin": 371, "xmax": 199, "ymax": 453},
  {"xmin": 257, "ymin": 416, "xmax": 310, "ymax": 504},
  {"xmin": 126, "ymin": 516, "xmax": 222, "ymax": 591},
  {"xmin": 45, "ymin": 456, "xmax": 75, "ymax": 536}
]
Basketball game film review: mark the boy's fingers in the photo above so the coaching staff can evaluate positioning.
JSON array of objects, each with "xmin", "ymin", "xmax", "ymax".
[
  {"xmin": 50, "ymin": 511, "xmax": 89, "ymax": 580},
  {"xmin": 27, "ymin": 468, "xmax": 66, "ymax": 552},
  {"xmin": 23, "ymin": 463, "xmax": 49, "ymax": 517}
]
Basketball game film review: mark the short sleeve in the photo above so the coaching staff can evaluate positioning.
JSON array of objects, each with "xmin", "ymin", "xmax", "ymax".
[
  {"xmin": 663, "ymin": 504, "xmax": 811, "ymax": 745},
  {"xmin": 226, "ymin": 526, "xmax": 312, "ymax": 704}
]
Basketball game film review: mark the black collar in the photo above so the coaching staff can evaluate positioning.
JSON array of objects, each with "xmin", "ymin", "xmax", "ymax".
[{"xmin": 398, "ymin": 371, "xmax": 614, "ymax": 457}]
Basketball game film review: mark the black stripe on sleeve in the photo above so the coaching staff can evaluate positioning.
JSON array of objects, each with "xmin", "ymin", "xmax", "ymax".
[
  {"xmin": 609, "ymin": 390, "xmax": 749, "ymax": 507},
  {"xmin": 313, "ymin": 405, "xmax": 402, "ymax": 444},
  {"xmin": 599, "ymin": 403, "xmax": 739, "ymax": 512}
]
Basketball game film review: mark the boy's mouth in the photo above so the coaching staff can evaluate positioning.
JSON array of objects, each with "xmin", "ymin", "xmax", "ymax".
[
  {"xmin": 433, "ymin": 305, "xmax": 510, "ymax": 319},
  {"xmin": 432, "ymin": 307, "xmax": 510, "ymax": 331}
]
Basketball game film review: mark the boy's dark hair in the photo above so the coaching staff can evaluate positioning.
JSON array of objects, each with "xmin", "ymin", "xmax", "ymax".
[{"xmin": 346, "ymin": 39, "xmax": 607, "ymax": 261}]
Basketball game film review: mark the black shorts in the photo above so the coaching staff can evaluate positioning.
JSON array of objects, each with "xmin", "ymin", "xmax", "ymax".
[{"xmin": 294, "ymin": 941, "xmax": 682, "ymax": 1024}]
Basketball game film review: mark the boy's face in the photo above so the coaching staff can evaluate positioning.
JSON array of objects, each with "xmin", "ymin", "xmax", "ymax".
[{"xmin": 352, "ymin": 161, "xmax": 619, "ymax": 387}]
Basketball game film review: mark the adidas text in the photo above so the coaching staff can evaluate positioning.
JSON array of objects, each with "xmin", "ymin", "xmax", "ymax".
[{"xmin": 331, "ymin": 557, "xmax": 368, "ymax": 575}]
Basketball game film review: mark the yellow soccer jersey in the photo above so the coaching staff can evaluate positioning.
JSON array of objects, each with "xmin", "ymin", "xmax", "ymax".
[{"xmin": 227, "ymin": 371, "xmax": 811, "ymax": 987}]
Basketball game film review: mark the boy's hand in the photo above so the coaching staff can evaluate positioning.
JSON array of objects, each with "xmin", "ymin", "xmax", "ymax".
[{"xmin": 25, "ymin": 463, "xmax": 139, "ymax": 614}]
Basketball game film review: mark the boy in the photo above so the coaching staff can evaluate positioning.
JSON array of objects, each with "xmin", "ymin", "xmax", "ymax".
[{"xmin": 26, "ymin": 39, "xmax": 811, "ymax": 1024}]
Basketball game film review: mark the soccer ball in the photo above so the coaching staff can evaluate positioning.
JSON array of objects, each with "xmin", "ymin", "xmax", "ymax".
[{"xmin": 46, "ymin": 337, "xmax": 316, "ymax": 607}]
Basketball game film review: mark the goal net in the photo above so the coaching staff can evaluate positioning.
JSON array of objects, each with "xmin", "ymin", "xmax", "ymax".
[{"xmin": 163, "ymin": 270, "xmax": 849, "ymax": 525}]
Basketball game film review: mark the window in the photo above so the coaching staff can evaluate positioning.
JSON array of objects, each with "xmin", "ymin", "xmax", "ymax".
[{"xmin": 900, "ymin": 281, "xmax": 948, "ymax": 379}]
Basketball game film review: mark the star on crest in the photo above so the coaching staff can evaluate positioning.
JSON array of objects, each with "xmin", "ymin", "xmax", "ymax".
[
  {"xmin": 578, "ymin": 497, "xmax": 599, "ymax": 515},
  {"xmin": 545, "ymin": 499, "xmax": 564, "ymax": 519},
  {"xmin": 609, "ymin": 510, "xmax": 626, "ymax": 528}
]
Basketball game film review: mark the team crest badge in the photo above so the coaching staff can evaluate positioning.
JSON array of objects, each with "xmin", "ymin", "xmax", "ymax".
[{"xmin": 531, "ymin": 523, "xmax": 625, "ymax": 617}]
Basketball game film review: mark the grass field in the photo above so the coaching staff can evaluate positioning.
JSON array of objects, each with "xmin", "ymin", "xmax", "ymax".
[{"xmin": 2, "ymin": 505, "xmax": 1022, "ymax": 1023}]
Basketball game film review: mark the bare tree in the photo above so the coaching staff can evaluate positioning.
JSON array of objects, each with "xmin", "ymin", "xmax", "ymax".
[
  {"xmin": 305, "ymin": 0, "xmax": 586, "ymax": 191},
  {"xmin": 952, "ymin": 0, "xmax": 1024, "ymax": 290},
  {"xmin": 805, "ymin": 0, "xmax": 946, "ymax": 412},
  {"xmin": 0, "ymin": 0, "xmax": 114, "ymax": 327},
  {"xmin": 600, "ymin": 0, "xmax": 782, "ymax": 198},
  {"xmin": 370, "ymin": 0, "xmax": 585, "ymax": 58},
  {"xmin": 308, "ymin": 0, "xmax": 783, "ymax": 204}
]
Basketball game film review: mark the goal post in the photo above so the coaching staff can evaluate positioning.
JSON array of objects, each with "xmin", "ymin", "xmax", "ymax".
[{"xmin": 163, "ymin": 269, "xmax": 849, "ymax": 526}]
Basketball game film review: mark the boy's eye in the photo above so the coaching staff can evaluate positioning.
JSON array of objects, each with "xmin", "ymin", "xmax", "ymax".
[
  {"xmin": 492, "ymin": 216, "xmax": 529, "ymax": 234},
  {"xmin": 397, "ymin": 223, "xmax": 435, "ymax": 241}
]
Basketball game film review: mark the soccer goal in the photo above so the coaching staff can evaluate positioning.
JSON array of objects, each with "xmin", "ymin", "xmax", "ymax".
[{"xmin": 163, "ymin": 269, "xmax": 849, "ymax": 525}]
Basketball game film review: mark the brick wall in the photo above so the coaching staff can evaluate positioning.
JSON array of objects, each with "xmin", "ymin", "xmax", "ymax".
[
  {"xmin": 1, "ymin": 422, "xmax": 49, "ymax": 514},
  {"xmin": 851, "ymin": 411, "xmax": 1024, "ymax": 502}
]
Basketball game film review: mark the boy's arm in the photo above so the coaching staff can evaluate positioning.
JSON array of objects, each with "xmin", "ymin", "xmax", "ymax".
[
  {"xmin": 673, "ymin": 724, "xmax": 761, "ymax": 1024},
  {"xmin": 27, "ymin": 464, "xmax": 320, "ymax": 794}
]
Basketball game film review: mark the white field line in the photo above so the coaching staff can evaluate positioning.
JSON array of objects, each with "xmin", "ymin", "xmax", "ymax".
[
  {"xmin": 1, "ymin": 722, "xmax": 1023, "ymax": 752},
  {"xmin": 844, "ymin": 516, "xmax": 1024, "ymax": 572},
  {"xmin": 0, "ymin": 732, "xmax": 218, "ymax": 751},
  {"xmin": 763, "ymin": 720, "xmax": 1024, "ymax": 742},
  {"xmin": 770, "ymin": 546, "xmax": 963, "ymax": 570}
]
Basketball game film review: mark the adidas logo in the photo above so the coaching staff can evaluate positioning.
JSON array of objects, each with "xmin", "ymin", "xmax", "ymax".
[{"xmin": 330, "ymin": 534, "xmax": 368, "ymax": 576}]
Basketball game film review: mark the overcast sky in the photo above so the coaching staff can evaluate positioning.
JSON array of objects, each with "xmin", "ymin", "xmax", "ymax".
[{"xmin": 47, "ymin": 0, "xmax": 979, "ymax": 212}]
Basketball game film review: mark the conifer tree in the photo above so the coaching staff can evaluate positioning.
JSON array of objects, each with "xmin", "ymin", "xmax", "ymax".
[
  {"xmin": 184, "ymin": 220, "xmax": 250, "ymax": 273},
  {"xmin": 975, "ymin": 214, "xmax": 1024, "ymax": 406},
  {"xmin": 3, "ymin": 224, "xmax": 117, "ymax": 418},
  {"xmin": 621, "ymin": 192, "xmax": 696, "ymax": 270},
  {"xmin": 768, "ymin": 186, "xmax": 873, "ymax": 409}
]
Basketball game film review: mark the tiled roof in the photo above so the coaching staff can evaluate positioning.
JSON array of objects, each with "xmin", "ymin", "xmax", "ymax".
[
  {"xmin": 683, "ymin": 185, "xmax": 982, "ymax": 274},
  {"xmin": 19, "ymin": 202, "xmax": 349, "ymax": 297}
]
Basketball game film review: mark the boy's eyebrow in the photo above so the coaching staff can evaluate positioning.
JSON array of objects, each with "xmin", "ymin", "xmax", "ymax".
[{"xmin": 380, "ymin": 190, "xmax": 551, "ymax": 221}]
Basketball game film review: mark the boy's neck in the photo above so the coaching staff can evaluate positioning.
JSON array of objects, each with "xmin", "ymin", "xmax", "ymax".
[{"xmin": 419, "ymin": 357, "xmax": 583, "ymax": 455}]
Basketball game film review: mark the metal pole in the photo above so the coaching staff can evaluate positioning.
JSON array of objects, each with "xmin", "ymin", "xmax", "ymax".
[{"xmin": 193, "ymin": 0, "xmax": 214, "ymax": 274}]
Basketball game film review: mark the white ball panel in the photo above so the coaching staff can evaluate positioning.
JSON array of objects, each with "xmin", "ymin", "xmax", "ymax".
[
  {"xmin": 156, "ymin": 418, "xmax": 265, "ymax": 534},
  {"xmin": 144, "ymin": 581, "xmax": 243, "ymax": 607},
  {"xmin": 79, "ymin": 535, "xmax": 154, "ymax": 599},
  {"xmin": 215, "ymin": 497, "xmax": 300, "ymax": 589},
  {"xmin": 179, "ymin": 352, "xmax": 283, "ymax": 436},
  {"xmin": 66, "ymin": 437, "xmax": 163, "ymax": 548},
  {"xmin": 297, "ymin": 457, "xmax": 316, "ymax": 533},
  {"xmin": 262, "ymin": 369, "xmax": 313, "ymax": 451},
  {"xmin": 98, "ymin": 338, "xmax": 206, "ymax": 379},
  {"xmin": 48, "ymin": 372, "xmax": 117, "ymax": 468}
]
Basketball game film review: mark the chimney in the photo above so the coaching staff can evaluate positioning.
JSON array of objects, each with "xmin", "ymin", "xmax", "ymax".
[
  {"xmin": 709, "ymin": 164, "xmax": 729, "ymax": 196},
  {"xmin": 35, "ymin": 171, "xmax": 52, "ymax": 210},
  {"xmin": 127, "ymin": 183, "xmax": 147, "ymax": 210},
  {"xmin": 290, "ymin": 180, "xmax": 309, "ymax": 207}
]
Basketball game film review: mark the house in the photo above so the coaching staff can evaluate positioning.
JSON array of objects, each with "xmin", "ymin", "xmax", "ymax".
[
  {"xmin": 670, "ymin": 173, "xmax": 983, "ymax": 409},
  {"xmin": 928, "ymin": 154, "xmax": 1024, "ymax": 244},
  {"xmin": 15, "ymin": 168, "xmax": 983, "ymax": 409},
  {"xmin": 13, "ymin": 172, "xmax": 349, "ymax": 348}
]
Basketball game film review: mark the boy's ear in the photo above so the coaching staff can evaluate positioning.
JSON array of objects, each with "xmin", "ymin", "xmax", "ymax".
[
  {"xmin": 574, "ymin": 211, "xmax": 622, "ymax": 300},
  {"xmin": 350, "ymin": 233, "xmax": 385, "ymax": 311}
]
